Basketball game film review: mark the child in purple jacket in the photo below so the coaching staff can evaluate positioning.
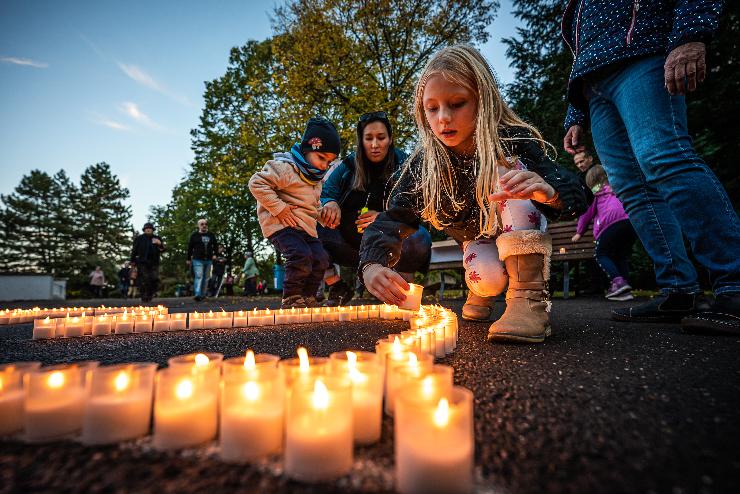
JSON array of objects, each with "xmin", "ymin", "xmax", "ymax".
[{"xmin": 572, "ymin": 165, "xmax": 637, "ymax": 301}]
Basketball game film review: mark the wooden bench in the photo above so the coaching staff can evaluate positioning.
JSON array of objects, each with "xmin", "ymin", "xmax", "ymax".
[{"xmin": 427, "ymin": 220, "xmax": 596, "ymax": 299}]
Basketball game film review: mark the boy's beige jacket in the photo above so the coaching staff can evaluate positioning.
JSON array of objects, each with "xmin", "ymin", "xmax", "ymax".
[{"xmin": 248, "ymin": 156, "xmax": 322, "ymax": 239}]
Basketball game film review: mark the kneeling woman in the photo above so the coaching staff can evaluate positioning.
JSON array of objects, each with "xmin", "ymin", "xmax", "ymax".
[
  {"xmin": 319, "ymin": 112, "xmax": 432, "ymax": 306},
  {"xmin": 360, "ymin": 45, "xmax": 589, "ymax": 343}
]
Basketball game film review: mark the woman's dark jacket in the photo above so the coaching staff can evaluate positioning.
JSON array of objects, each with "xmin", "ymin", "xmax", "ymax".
[{"xmin": 359, "ymin": 127, "xmax": 591, "ymax": 278}]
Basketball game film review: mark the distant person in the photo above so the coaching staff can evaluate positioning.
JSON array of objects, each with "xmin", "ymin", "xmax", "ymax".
[
  {"xmin": 128, "ymin": 264, "xmax": 139, "ymax": 299},
  {"xmin": 573, "ymin": 150, "xmax": 596, "ymax": 177},
  {"xmin": 89, "ymin": 266, "xmax": 105, "ymax": 298},
  {"xmin": 248, "ymin": 117, "xmax": 336, "ymax": 309},
  {"xmin": 131, "ymin": 222, "xmax": 165, "ymax": 303},
  {"xmin": 573, "ymin": 165, "xmax": 637, "ymax": 301},
  {"xmin": 209, "ymin": 245, "xmax": 227, "ymax": 296},
  {"xmin": 187, "ymin": 218, "xmax": 218, "ymax": 302},
  {"xmin": 242, "ymin": 251, "xmax": 259, "ymax": 297},
  {"xmin": 118, "ymin": 262, "xmax": 131, "ymax": 298},
  {"xmin": 562, "ymin": 0, "xmax": 739, "ymax": 333},
  {"xmin": 224, "ymin": 271, "xmax": 235, "ymax": 296}
]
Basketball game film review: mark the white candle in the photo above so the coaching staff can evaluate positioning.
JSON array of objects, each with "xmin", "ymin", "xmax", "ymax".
[
  {"xmin": 32, "ymin": 317, "xmax": 56, "ymax": 339},
  {"xmin": 298, "ymin": 307, "xmax": 313, "ymax": 324},
  {"xmin": 114, "ymin": 313, "xmax": 134, "ymax": 334},
  {"xmin": 398, "ymin": 283, "xmax": 424, "ymax": 311},
  {"xmin": 203, "ymin": 310, "xmax": 220, "ymax": 329},
  {"xmin": 188, "ymin": 311, "xmax": 204, "ymax": 330},
  {"xmin": 338, "ymin": 307, "xmax": 352, "ymax": 322},
  {"xmin": 233, "ymin": 310, "xmax": 249, "ymax": 327},
  {"xmin": 153, "ymin": 367, "xmax": 219, "ymax": 450},
  {"xmin": 152, "ymin": 314, "xmax": 170, "ymax": 332},
  {"xmin": 0, "ymin": 362, "xmax": 41, "ymax": 435},
  {"xmin": 167, "ymin": 352, "xmax": 224, "ymax": 373},
  {"xmin": 274, "ymin": 308, "xmax": 289, "ymax": 325},
  {"xmin": 64, "ymin": 316, "xmax": 84, "ymax": 337},
  {"xmin": 356, "ymin": 305, "xmax": 369, "ymax": 320},
  {"xmin": 285, "ymin": 378, "xmax": 353, "ymax": 482},
  {"xmin": 310, "ymin": 307, "xmax": 324, "ymax": 323},
  {"xmin": 262, "ymin": 308, "xmax": 275, "ymax": 326},
  {"xmin": 92, "ymin": 315, "xmax": 112, "ymax": 336},
  {"xmin": 81, "ymin": 363, "xmax": 157, "ymax": 445},
  {"xmin": 24, "ymin": 366, "xmax": 86, "ymax": 441},
  {"xmin": 288, "ymin": 307, "xmax": 299, "ymax": 324},
  {"xmin": 134, "ymin": 314, "xmax": 153, "ymax": 333},
  {"xmin": 385, "ymin": 351, "xmax": 434, "ymax": 415},
  {"xmin": 279, "ymin": 347, "xmax": 330, "ymax": 388},
  {"xmin": 247, "ymin": 308, "xmax": 261, "ymax": 326},
  {"xmin": 330, "ymin": 351, "xmax": 382, "ymax": 445},
  {"xmin": 169, "ymin": 313, "xmax": 187, "ymax": 331}
]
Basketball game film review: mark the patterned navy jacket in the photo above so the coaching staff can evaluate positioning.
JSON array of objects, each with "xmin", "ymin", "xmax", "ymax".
[{"xmin": 562, "ymin": 0, "xmax": 723, "ymax": 130}]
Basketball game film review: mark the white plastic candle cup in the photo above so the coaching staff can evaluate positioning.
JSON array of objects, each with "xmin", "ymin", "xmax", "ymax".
[
  {"xmin": 233, "ymin": 310, "xmax": 249, "ymax": 327},
  {"xmin": 298, "ymin": 308, "xmax": 313, "ymax": 324},
  {"xmin": 356, "ymin": 305, "xmax": 369, "ymax": 320},
  {"xmin": 432, "ymin": 324, "xmax": 446, "ymax": 358},
  {"xmin": 323, "ymin": 306, "xmax": 338, "ymax": 322},
  {"xmin": 274, "ymin": 309, "xmax": 289, "ymax": 325},
  {"xmin": 153, "ymin": 366, "xmax": 219, "ymax": 450},
  {"xmin": 32, "ymin": 317, "xmax": 56, "ymax": 339},
  {"xmin": 133, "ymin": 315, "xmax": 153, "ymax": 333},
  {"xmin": 0, "ymin": 362, "xmax": 41, "ymax": 436},
  {"xmin": 330, "ymin": 353, "xmax": 383, "ymax": 445},
  {"xmin": 114, "ymin": 314, "xmax": 134, "ymax": 334},
  {"xmin": 188, "ymin": 312, "xmax": 204, "ymax": 330},
  {"xmin": 169, "ymin": 313, "xmax": 187, "ymax": 331},
  {"xmin": 218, "ymin": 311, "xmax": 233, "ymax": 328},
  {"xmin": 167, "ymin": 352, "xmax": 224, "ymax": 373},
  {"xmin": 279, "ymin": 356, "xmax": 330, "ymax": 388},
  {"xmin": 310, "ymin": 307, "xmax": 324, "ymax": 323},
  {"xmin": 202, "ymin": 311, "xmax": 220, "ymax": 329},
  {"xmin": 375, "ymin": 337, "xmax": 414, "ymax": 384},
  {"xmin": 220, "ymin": 366, "xmax": 285, "ymax": 463},
  {"xmin": 285, "ymin": 376, "xmax": 353, "ymax": 482},
  {"xmin": 396, "ymin": 365, "xmax": 455, "ymax": 407},
  {"xmin": 380, "ymin": 304, "xmax": 395, "ymax": 320},
  {"xmin": 223, "ymin": 354, "xmax": 280, "ymax": 376},
  {"xmin": 81, "ymin": 363, "xmax": 157, "ymax": 445},
  {"xmin": 262, "ymin": 308, "xmax": 275, "ymax": 325},
  {"xmin": 338, "ymin": 307, "xmax": 352, "ymax": 322},
  {"xmin": 64, "ymin": 316, "xmax": 85, "ymax": 337},
  {"xmin": 82, "ymin": 316, "xmax": 93, "ymax": 335},
  {"xmin": 395, "ymin": 386, "xmax": 474, "ymax": 494},
  {"xmin": 367, "ymin": 304, "xmax": 380, "ymax": 319},
  {"xmin": 91, "ymin": 315, "xmax": 113, "ymax": 336},
  {"xmin": 151, "ymin": 314, "xmax": 169, "ymax": 332},
  {"xmin": 24, "ymin": 365, "xmax": 86, "ymax": 441},
  {"xmin": 385, "ymin": 351, "xmax": 434, "ymax": 415}
]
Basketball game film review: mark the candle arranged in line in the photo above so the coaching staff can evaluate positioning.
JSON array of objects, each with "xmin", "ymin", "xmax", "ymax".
[
  {"xmin": 0, "ymin": 362, "xmax": 41, "ymax": 436},
  {"xmin": 24, "ymin": 365, "xmax": 87, "ymax": 441}
]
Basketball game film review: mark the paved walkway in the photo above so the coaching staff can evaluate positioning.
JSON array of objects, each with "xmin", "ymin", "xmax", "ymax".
[{"xmin": 1, "ymin": 296, "xmax": 739, "ymax": 493}]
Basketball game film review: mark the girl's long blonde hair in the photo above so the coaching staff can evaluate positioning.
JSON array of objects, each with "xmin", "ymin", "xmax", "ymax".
[{"xmin": 406, "ymin": 44, "xmax": 549, "ymax": 236}]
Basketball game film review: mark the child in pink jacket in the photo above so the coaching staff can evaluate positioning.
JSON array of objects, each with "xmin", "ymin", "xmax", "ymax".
[{"xmin": 573, "ymin": 165, "xmax": 637, "ymax": 300}]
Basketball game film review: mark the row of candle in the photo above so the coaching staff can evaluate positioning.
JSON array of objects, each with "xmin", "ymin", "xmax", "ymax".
[
  {"xmin": 1, "ymin": 340, "xmax": 471, "ymax": 492},
  {"xmin": 0, "ymin": 305, "xmax": 167, "ymax": 325},
  {"xmin": 32, "ymin": 304, "xmax": 423, "ymax": 340}
]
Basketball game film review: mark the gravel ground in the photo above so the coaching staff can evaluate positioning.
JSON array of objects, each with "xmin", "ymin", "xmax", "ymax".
[{"xmin": 1, "ymin": 295, "xmax": 739, "ymax": 494}]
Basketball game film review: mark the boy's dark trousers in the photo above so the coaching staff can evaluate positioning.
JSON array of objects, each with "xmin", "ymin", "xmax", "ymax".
[
  {"xmin": 269, "ymin": 227, "xmax": 329, "ymax": 298},
  {"xmin": 137, "ymin": 263, "xmax": 159, "ymax": 302}
]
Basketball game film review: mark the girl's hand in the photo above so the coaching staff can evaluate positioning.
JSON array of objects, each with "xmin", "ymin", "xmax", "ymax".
[
  {"xmin": 489, "ymin": 170, "xmax": 556, "ymax": 204},
  {"xmin": 571, "ymin": 233, "xmax": 581, "ymax": 242},
  {"xmin": 321, "ymin": 201, "xmax": 341, "ymax": 228},
  {"xmin": 356, "ymin": 210, "xmax": 380, "ymax": 230},
  {"xmin": 276, "ymin": 205, "xmax": 300, "ymax": 227},
  {"xmin": 363, "ymin": 264, "xmax": 409, "ymax": 305}
]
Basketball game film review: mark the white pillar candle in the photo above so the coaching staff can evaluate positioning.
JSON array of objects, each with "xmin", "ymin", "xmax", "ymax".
[
  {"xmin": 92, "ymin": 315, "xmax": 112, "ymax": 336},
  {"xmin": 298, "ymin": 308, "xmax": 313, "ymax": 324},
  {"xmin": 247, "ymin": 308, "xmax": 261, "ymax": 326},
  {"xmin": 64, "ymin": 316, "xmax": 84, "ymax": 337},
  {"xmin": 81, "ymin": 363, "xmax": 157, "ymax": 445},
  {"xmin": 218, "ymin": 311, "xmax": 233, "ymax": 328},
  {"xmin": 134, "ymin": 314, "xmax": 153, "ymax": 333},
  {"xmin": 24, "ymin": 366, "xmax": 86, "ymax": 441},
  {"xmin": 288, "ymin": 307, "xmax": 299, "ymax": 324},
  {"xmin": 274, "ymin": 309, "xmax": 289, "ymax": 325},
  {"xmin": 220, "ymin": 366, "xmax": 285, "ymax": 463},
  {"xmin": 203, "ymin": 310, "xmax": 220, "ymax": 329},
  {"xmin": 398, "ymin": 283, "xmax": 424, "ymax": 311},
  {"xmin": 385, "ymin": 351, "xmax": 434, "ymax": 415},
  {"xmin": 153, "ymin": 367, "xmax": 219, "ymax": 450},
  {"xmin": 285, "ymin": 377, "xmax": 353, "ymax": 482},
  {"xmin": 330, "ymin": 351, "xmax": 382, "ymax": 445},
  {"xmin": 32, "ymin": 317, "xmax": 56, "ymax": 339},
  {"xmin": 188, "ymin": 311, "xmax": 204, "ymax": 330},
  {"xmin": 356, "ymin": 305, "xmax": 369, "ymax": 320},
  {"xmin": 0, "ymin": 362, "xmax": 41, "ymax": 436},
  {"xmin": 310, "ymin": 307, "xmax": 324, "ymax": 323},
  {"xmin": 395, "ymin": 387, "xmax": 474, "ymax": 494},
  {"xmin": 114, "ymin": 313, "xmax": 134, "ymax": 334},
  {"xmin": 262, "ymin": 308, "xmax": 275, "ymax": 326},
  {"xmin": 338, "ymin": 306, "xmax": 352, "ymax": 322},
  {"xmin": 233, "ymin": 310, "xmax": 249, "ymax": 327},
  {"xmin": 152, "ymin": 314, "xmax": 170, "ymax": 332},
  {"xmin": 168, "ymin": 313, "xmax": 187, "ymax": 331}
]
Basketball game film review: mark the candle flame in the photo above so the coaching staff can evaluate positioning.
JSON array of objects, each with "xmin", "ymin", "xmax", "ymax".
[
  {"xmin": 44, "ymin": 316, "xmax": 50, "ymax": 322},
  {"xmin": 47, "ymin": 371, "xmax": 64, "ymax": 389},
  {"xmin": 408, "ymin": 352, "xmax": 418, "ymax": 366},
  {"xmin": 194, "ymin": 353, "xmax": 210, "ymax": 367},
  {"xmin": 290, "ymin": 307, "xmax": 296, "ymax": 314},
  {"xmin": 72, "ymin": 317, "xmax": 79, "ymax": 323},
  {"xmin": 297, "ymin": 347, "xmax": 309, "ymax": 372},
  {"xmin": 208, "ymin": 310, "xmax": 214, "ymax": 317},
  {"xmin": 433, "ymin": 398, "xmax": 450, "ymax": 427},
  {"xmin": 176, "ymin": 379, "xmax": 193, "ymax": 400},
  {"xmin": 244, "ymin": 350, "xmax": 256, "ymax": 370},
  {"xmin": 346, "ymin": 351, "xmax": 357, "ymax": 370},
  {"xmin": 242, "ymin": 381, "xmax": 260, "ymax": 401},
  {"xmin": 114, "ymin": 371, "xmax": 130, "ymax": 392},
  {"xmin": 421, "ymin": 376, "xmax": 434, "ymax": 398},
  {"xmin": 392, "ymin": 336, "xmax": 402, "ymax": 354},
  {"xmin": 0, "ymin": 376, "xmax": 4, "ymax": 391},
  {"xmin": 265, "ymin": 308, "xmax": 271, "ymax": 315},
  {"xmin": 252, "ymin": 308, "xmax": 258, "ymax": 315},
  {"xmin": 312, "ymin": 379, "xmax": 329, "ymax": 410}
]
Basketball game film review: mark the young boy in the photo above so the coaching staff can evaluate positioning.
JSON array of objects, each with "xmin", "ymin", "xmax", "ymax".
[{"xmin": 249, "ymin": 117, "xmax": 339, "ymax": 308}]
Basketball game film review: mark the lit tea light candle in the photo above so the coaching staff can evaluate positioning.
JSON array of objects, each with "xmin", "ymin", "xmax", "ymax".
[
  {"xmin": 288, "ymin": 307, "xmax": 299, "ymax": 324},
  {"xmin": 91, "ymin": 314, "xmax": 112, "ymax": 336},
  {"xmin": 24, "ymin": 365, "xmax": 86, "ymax": 441},
  {"xmin": 0, "ymin": 310, "xmax": 9, "ymax": 325},
  {"xmin": 298, "ymin": 307, "xmax": 312, "ymax": 324},
  {"xmin": 311, "ymin": 307, "xmax": 324, "ymax": 323},
  {"xmin": 218, "ymin": 310, "xmax": 233, "ymax": 328},
  {"xmin": 560, "ymin": 247, "xmax": 566, "ymax": 254},
  {"xmin": 203, "ymin": 310, "xmax": 220, "ymax": 329},
  {"xmin": 188, "ymin": 311, "xmax": 204, "ymax": 330},
  {"xmin": 356, "ymin": 305, "xmax": 369, "ymax": 320},
  {"xmin": 82, "ymin": 313, "xmax": 93, "ymax": 335},
  {"xmin": 285, "ymin": 377, "xmax": 353, "ymax": 481},
  {"xmin": 337, "ymin": 306, "xmax": 352, "ymax": 322},
  {"xmin": 134, "ymin": 313, "xmax": 152, "ymax": 333},
  {"xmin": 153, "ymin": 366, "xmax": 219, "ymax": 450},
  {"xmin": 167, "ymin": 352, "xmax": 224, "ymax": 372},
  {"xmin": 32, "ymin": 317, "xmax": 56, "ymax": 339},
  {"xmin": 381, "ymin": 304, "xmax": 395, "ymax": 320},
  {"xmin": 114, "ymin": 312, "xmax": 134, "ymax": 334},
  {"xmin": 220, "ymin": 366, "xmax": 285, "ymax": 463},
  {"xmin": 65, "ymin": 316, "xmax": 84, "ymax": 337},
  {"xmin": 169, "ymin": 313, "xmax": 187, "ymax": 331},
  {"xmin": 81, "ymin": 363, "xmax": 157, "ymax": 445},
  {"xmin": 233, "ymin": 310, "xmax": 249, "ymax": 327},
  {"xmin": 331, "ymin": 351, "xmax": 383, "ymax": 445},
  {"xmin": 386, "ymin": 351, "xmax": 434, "ymax": 415},
  {"xmin": 0, "ymin": 362, "xmax": 41, "ymax": 436},
  {"xmin": 398, "ymin": 283, "xmax": 424, "ymax": 311},
  {"xmin": 152, "ymin": 314, "xmax": 170, "ymax": 332},
  {"xmin": 262, "ymin": 308, "xmax": 275, "ymax": 326},
  {"xmin": 279, "ymin": 347, "xmax": 330, "ymax": 388},
  {"xmin": 223, "ymin": 350, "xmax": 280, "ymax": 375},
  {"xmin": 395, "ymin": 387, "xmax": 474, "ymax": 494},
  {"xmin": 274, "ymin": 308, "xmax": 289, "ymax": 325},
  {"xmin": 367, "ymin": 304, "xmax": 380, "ymax": 319},
  {"xmin": 432, "ymin": 323, "xmax": 446, "ymax": 358}
]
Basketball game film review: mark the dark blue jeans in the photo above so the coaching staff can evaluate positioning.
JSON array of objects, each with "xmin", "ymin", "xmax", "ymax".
[
  {"xmin": 587, "ymin": 55, "xmax": 740, "ymax": 295},
  {"xmin": 270, "ymin": 227, "xmax": 330, "ymax": 298},
  {"xmin": 317, "ymin": 224, "xmax": 432, "ymax": 274},
  {"xmin": 595, "ymin": 219, "xmax": 636, "ymax": 282}
]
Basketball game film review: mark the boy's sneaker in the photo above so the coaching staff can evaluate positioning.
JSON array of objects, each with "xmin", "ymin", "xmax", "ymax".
[
  {"xmin": 681, "ymin": 293, "xmax": 740, "ymax": 335},
  {"xmin": 606, "ymin": 277, "xmax": 632, "ymax": 299},
  {"xmin": 281, "ymin": 295, "xmax": 307, "ymax": 309},
  {"xmin": 323, "ymin": 280, "xmax": 354, "ymax": 307},
  {"xmin": 612, "ymin": 292, "xmax": 710, "ymax": 323},
  {"xmin": 607, "ymin": 291, "xmax": 634, "ymax": 301}
]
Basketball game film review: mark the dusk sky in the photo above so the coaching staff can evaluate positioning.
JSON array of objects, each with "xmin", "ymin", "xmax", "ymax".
[{"xmin": 0, "ymin": 0, "xmax": 520, "ymax": 229}]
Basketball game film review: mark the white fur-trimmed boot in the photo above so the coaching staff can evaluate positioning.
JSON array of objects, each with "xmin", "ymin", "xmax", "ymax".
[{"xmin": 487, "ymin": 230, "xmax": 552, "ymax": 343}]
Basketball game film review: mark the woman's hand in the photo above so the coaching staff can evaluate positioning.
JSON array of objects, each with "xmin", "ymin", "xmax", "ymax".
[
  {"xmin": 363, "ymin": 264, "xmax": 409, "ymax": 305},
  {"xmin": 564, "ymin": 125, "xmax": 586, "ymax": 155},
  {"xmin": 356, "ymin": 210, "xmax": 380, "ymax": 231},
  {"xmin": 275, "ymin": 205, "xmax": 300, "ymax": 228},
  {"xmin": 571, "ymin": 233, "xmax": 582, "ymax": 242},
  {"xmin": 320, "ymin": 201, "xmax": 341, "ymax": 228},
  {"xmin": 489, "ymin": 170, "xmax": 556, "ymax": 204}
]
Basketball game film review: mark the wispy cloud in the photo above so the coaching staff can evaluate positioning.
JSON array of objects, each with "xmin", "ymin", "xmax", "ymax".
[
  {"xmin": 89, "ymin": 112, "xmax": 130, "ymax": 131},
  {"xmin": 78, "ymin": 33, "xmax": 108, "ymax": 61},
  {"xmin": 0, "ymin": 56, "xmax": 49, "ymax": 68},
  {"xmin": 119, "ymin": 102, "xmax": 163, "ymax": 130},
  {"xmin": 117, "ymin": 62, "xmax": 191, "ymax": 106}
]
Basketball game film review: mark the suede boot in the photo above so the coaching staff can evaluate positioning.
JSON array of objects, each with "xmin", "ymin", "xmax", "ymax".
[
  {"xmin": 488, "ymin": 230, "xmax": 552, "ymax": 343},
  {"xmin": 462, "ymin": 293, "xmax": 497, "ymax": 321}
]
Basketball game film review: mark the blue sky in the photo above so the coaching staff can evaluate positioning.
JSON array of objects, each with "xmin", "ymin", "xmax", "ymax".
[{"xmin": 0, "ymin": 0, "xmax": 520, "ymax": 229}]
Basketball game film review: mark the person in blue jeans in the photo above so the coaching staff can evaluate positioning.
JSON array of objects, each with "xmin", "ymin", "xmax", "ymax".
[
  {"xmin": 562, "ymin": 0, "xmax": 739, "ymax": 334},
  {"xmin": 187, "ymin": 218, "xmax": 218, "ymax": 302}
]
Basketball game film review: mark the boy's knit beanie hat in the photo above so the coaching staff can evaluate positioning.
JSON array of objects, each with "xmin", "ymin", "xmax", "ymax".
[{"xmin": 300, "ymin": 117, "xmax": 341, "ymax": 156}]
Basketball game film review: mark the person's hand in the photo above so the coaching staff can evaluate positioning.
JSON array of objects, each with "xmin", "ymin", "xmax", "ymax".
[
  {"xmin": 564, "ymin": 125, "xmax": 586, "ymax": 155},
  {"xmin": 152, "ymin": 238, "xmax": 161, "ymax": 246},
  {"xmin": 363, "ymin": 264, "xmax": 409, "ymax": 305},
  {"xmin": 665, "ymin": 42, "xmax": 706, "ymax": 95},
  {"xmin": 489, "ymin": 170, "xmax": 556, "ymax": 204},
  {"xmin": 320, "ymin": 201, "xmax": 341, "ymax": 228},
  {"xmin": 571, "ymin": 233, "xmax": 582, "ymax": 242},
  {"xmin": 275, "ymin": 205, "xmax": 300, "ymax": 228},
  {"xmin": 356, "ymin": 210, "xmax": 380, "ymax": 231}
]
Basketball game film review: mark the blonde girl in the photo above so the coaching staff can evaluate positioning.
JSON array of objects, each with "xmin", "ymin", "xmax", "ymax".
[{"xmin": 359, "ymin": 44, "xmax": 590, "ymax": 343}]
